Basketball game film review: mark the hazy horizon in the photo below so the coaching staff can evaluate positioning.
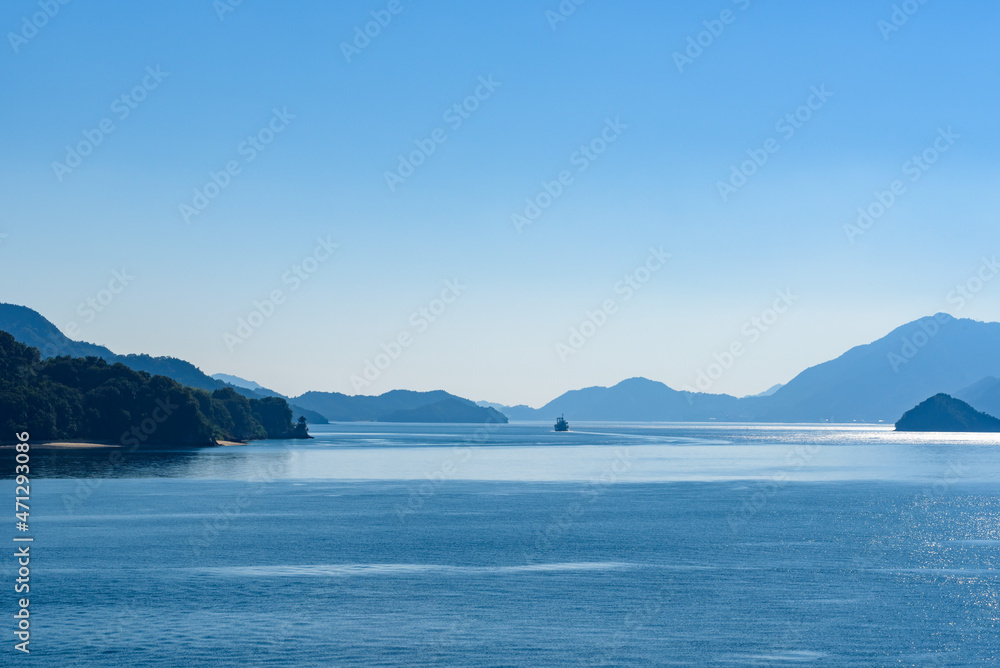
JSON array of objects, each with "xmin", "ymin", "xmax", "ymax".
[
  {"xmin": 3, "ymin": 1, "xmax": 999, "ymax": 406},
  {"xmin": 14, "ymin": 302, "xmax": 987, "ymax": 408}
]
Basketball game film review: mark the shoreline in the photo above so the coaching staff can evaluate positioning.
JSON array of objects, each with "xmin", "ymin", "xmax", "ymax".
[
  {"xmin": 1, "ymin": 439, "xmax": 249, "ymax": 449},
  {"xmin": 1, "ymin": 441, "xmax": 122, "ymax": 449}
]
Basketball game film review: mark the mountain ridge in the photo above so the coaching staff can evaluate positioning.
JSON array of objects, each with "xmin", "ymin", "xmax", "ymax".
[
  {"xmin": 486, "ymin": 314, "xmax": 1000, "ymax": 423},
  {"xmin": 956, "ymin": 376, "xmax": 1000, "ymax": 418},
  {"xmin": 6, "ymin": 303, "xmax": 1000, "ymax": 425},
  {"xmin": 0, "ymin": 303, "xmax": 504, "ymax": 425},
  {"xmin": 0, "ymin": 303, "xmax": 331, "ymax": 423},
  {"xmin": 293, "ymin": 389, "xmax": 507, "ymax": 424}
]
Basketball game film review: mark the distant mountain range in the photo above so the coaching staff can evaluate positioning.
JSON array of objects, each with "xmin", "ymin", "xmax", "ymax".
[
  {"xmin": 751, "ymin": 313, "xmax": 1000, "ymax": 422},
  {"xmin": 211, "ymin": 373, "xmax": 270, "ymax": 393},
  {"xmin": 0, "ymin": 303, "xmax": 328, "ymax": 424},
  {"xmin": 0, "ymin": 303, "xmax": 505, "ymax": 425},
  {"xmin": 6, "ymin": 303, "xmax": 1000, "ymax": 425},
  {"xmin": 0, "ymin": 331, "xmax": 310, "ymax": 446},
  {"xmin": 955, "ymin": 376, "xmax": 1000, "ymax": 419},
  {"xmin": 487, "ymin": 314, "xmax": 1000, "ymax": 424},
  {"xmin": 495, "ymin": 377, "xmax": 747, "ymax": 422},
  {"xmin": 753, "ymin": 383, "xmax": 784, "ymax": 398},
  {"xmin": 292, "ymin": 389, "xmax": 507, "ymax": 424},
  {"xmin": 212, "ymin": 372, "xmax": 505, "ymax": 424}
]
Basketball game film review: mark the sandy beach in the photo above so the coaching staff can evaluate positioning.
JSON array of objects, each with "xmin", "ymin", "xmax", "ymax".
[
  {"xmin": 2, "ymin": 440, "xmax": 247, "ymax": 448},
  {"xmin": 1, "ymin": 441, "xmax": 122, "ymax": 449}
]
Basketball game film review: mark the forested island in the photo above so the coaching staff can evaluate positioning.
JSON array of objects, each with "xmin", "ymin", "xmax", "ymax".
[
  {"xmin": 0, "ymin": 332, "xmax": 310, "ymax": 446},
  {"xmin": 895, "ymin": 393, "xmax": 1000, "ymax": 433}
]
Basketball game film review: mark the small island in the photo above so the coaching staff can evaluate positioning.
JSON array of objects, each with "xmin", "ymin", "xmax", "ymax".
[{"xmin": 895, "ymin": 393, "xmax": 1000, "ymax": 433}]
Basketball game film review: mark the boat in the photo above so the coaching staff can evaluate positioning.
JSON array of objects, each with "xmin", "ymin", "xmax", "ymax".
[{"xmin": 554, "ymin": 415, "xmax": 569, "ymax": 432}]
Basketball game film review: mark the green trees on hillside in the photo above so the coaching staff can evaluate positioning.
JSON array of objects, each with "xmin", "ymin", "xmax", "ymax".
[{"xmin": 0, "ymin": 332, "xmax": 310, "ymax": 446}]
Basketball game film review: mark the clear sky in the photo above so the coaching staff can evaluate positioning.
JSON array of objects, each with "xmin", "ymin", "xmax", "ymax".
[{"xmin": 2, "ymin": 0, "xmax": 999, "ymax": 406}]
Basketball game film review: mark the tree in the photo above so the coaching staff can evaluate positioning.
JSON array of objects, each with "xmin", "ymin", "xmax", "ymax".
[
  {"xmin": 292, "ymin": 415, "xmax": 310, "ymax": 439},
  {"xmin": 251, "ymin": 396, "xmax": 295, "ymax": 438},
  {"xmin": 0, "ymin": 331, "xmax": 302, "ymax": 446}
]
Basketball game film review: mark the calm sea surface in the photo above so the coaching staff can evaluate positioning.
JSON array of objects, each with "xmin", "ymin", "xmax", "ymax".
[{"xmin": 4, "ymin": 423, "xmax": 1000, "ymax": 666}]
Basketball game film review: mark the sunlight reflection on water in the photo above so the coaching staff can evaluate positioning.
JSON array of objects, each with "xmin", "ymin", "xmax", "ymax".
[{"xmin": 23, "ymin": 422, "xmax": 1000, "ymax": 483}]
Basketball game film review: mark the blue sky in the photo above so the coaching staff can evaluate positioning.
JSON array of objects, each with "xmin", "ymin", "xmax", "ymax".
[{"xmin": 2, "ymin": 0, "xmax": 998, "ymax": 406}]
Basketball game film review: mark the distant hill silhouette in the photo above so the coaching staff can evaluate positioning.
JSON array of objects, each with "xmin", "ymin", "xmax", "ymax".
[
  {"xmin": 0, "ymin": 303, "xmax": 114, "ymax": 359},
  {"xmin": 895, "ymin": 394, "xmax": 1000, "ymax": 432},
  {"xmin": 484, "ymin": 379, "xmax": 742, "ymax": 421},
  {"xmin": 531, "ymin": 377, "xmax": 749, "ymax": 422},
  {"xmin": 752, "ymin": 383, "xmax": 784, "ymax": 398},
  {"xmin": 209, "ymin": 372, "xmax": 327, "ymax": 424},
  {"xmin": 956, "ymin": 376, "xmax": 1000, "ymax": 419},
  {"xmin": 0, "ymin": 303, "xmax": 239, "ymax": 392},
  {"xmin": 294, "ymin": 389, "xmax": 508, "ymax": 424},
  {"xmin": 490, "ymin": 314, "xmax": 1000, "ymax": 424},
  {"xmin": 381, "ymin": 398, "xmax": 508, "ymax": 423},
  {"xmin": 0, "ymin": 304, "xmax": 326, "ymax": 423},
  {"xmin": 0, "ymin": 304, "xmax": 503, "ymax": 425},
  {"xmin": 211, "ymin": 373, "xmax": 268, "ymax": 392},
  {"xmin": 0, "ymin": 332, "xmax": 307, "ymax": 445},
  {"xmin": 754, "ymin": 314, "xmax": 1000, "ymax": 422},
  {"xmin": 478, "ymin": 401, "xmax": 540, "ymax": 421},
  {"xmin": 8, "ymin": 303, "xmax": 1000, "ymax": 426}
]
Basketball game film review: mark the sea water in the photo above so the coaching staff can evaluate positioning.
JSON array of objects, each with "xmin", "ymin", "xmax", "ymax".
[{"xmin": 4, "ymin": 423, "xmax": 1000, "ymax": 666}]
